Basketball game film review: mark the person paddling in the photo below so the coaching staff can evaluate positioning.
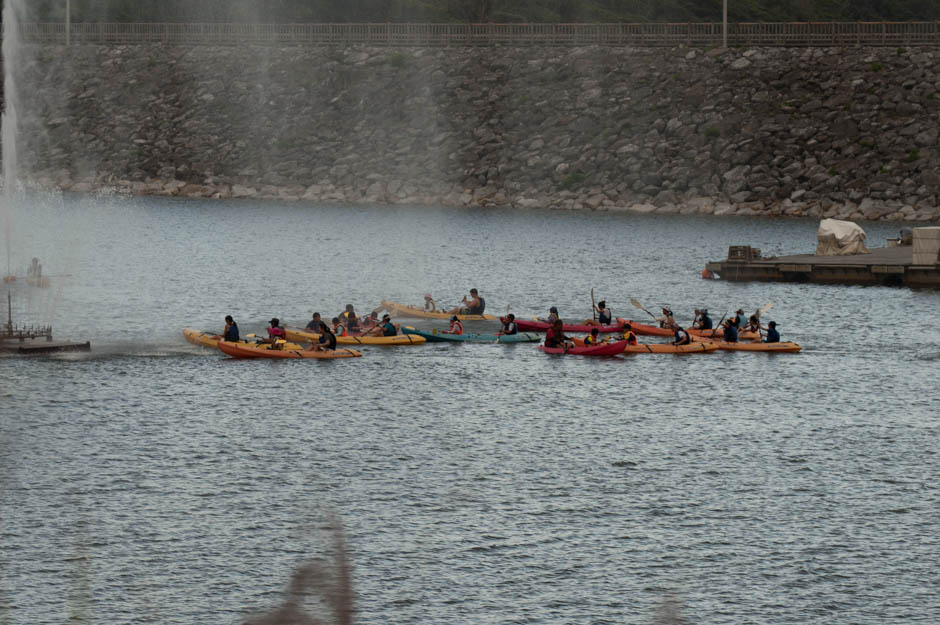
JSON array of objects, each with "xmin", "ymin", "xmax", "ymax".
[
  {"xmin": 670, "ymin": 322, "xmax": 692, "ymax": 346},
  {"xmin": 587, "ymin": 300, "xmax": 612, "ymax": 326},
  {"xmin": 366, "ymin": 314, "xmax": 398, "ymax": 337},
  {"xmin": 619, "ymin": 321, "xmax": 638, "ymax": 345},
  {"xmin": 741, "ymin": 314, "xmax": 761, "ymax": 334},
  {"xmin": 332, "ymin": 316, "xmax": 347, "ymax": 337},
  {"xmin": 762, "ymin": 321, "xmax": 781, "ymax": 343},
  {"xmin": 584, "ymin": 327, "xmax": 602, "ymax": 346},
  {"xmin": 262, "ymin": 318, "xmax": 286, "ymax": 346},
  {"xmin": 656, "ymin": 307, "xmax": 675, "ymax": 328},
  {"xmin": 342, "ymin": 305, "xmax": 360, "ymax": 333},
  {"xmin": 446, "ymin": 288, "xmax": 485, "ymax": 315},
  {"xmin": 500, "ymin": 314, "xmax": 518, "ymax": 335},
  {"xmin": 443, "ymin": 315, "xmax": 463, "ymax": 335},
  {"xmin": 305, "ymin": 312, "xmax": 322, "ymax": 331},
  {"xmin": 222, "ymin": 315, "xmax": 239, "ymax": 341},
  {"xmin": 722, "ymin": 318, "xmax": 738, "ymax": 343},
  {"xmin": 692, "ymin": 309, "xmax": 713, "ymax": 330},
  {"xmin": 307, "ymin": 321, "xmax": 337, "ymax": 351},
  {"xmin": 544, "ymin": 319, "xmax": 572, "ymax": 350},
  {"xmin": 423, "ymin": 293, "xmax": 436, "ymax": 312}
]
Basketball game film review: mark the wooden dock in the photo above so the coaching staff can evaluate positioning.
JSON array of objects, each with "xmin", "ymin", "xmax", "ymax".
[
  {"xmin": 705, "ymin": 246, "xmax": 940, "ymax": 287},
  {"xmin": 0, "ymin": 338, "xmax": 91, "ymax": 354}
]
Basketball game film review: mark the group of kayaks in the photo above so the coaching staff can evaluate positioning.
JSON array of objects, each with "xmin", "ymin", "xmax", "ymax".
[{"xmin": 183, "ymin": 298, "xmax": 801, "ymax": 360}]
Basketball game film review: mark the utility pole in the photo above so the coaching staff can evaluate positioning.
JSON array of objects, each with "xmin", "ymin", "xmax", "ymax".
[
  {"xmin": 66, "ymin": 0, "xmax": 71, "ymax": 46},
  {"xmin": 722, "ymin": 0, "xmax": 728, "ymax": 48}
]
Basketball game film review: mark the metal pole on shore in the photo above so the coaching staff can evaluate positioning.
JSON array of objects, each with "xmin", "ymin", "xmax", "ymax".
[
  {"xmin": 723, "ymin": 0, "xmax": 728, "ymax": 48},
  {"xmin": 66, "ymin": 0, "xmax": 71, "ymax": 46}
]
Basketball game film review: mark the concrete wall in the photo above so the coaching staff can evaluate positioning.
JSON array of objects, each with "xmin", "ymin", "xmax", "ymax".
[{"xmin": 10, "ymin": 43, "xmax": 940, "ymax": 221}]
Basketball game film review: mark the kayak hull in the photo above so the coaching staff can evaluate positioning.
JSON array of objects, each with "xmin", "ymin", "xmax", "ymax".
[
  {"xmin": 538, "ymin": 340, "xmax": 627, "ymax": 356},
  {"xmin": 402, "ymin": 326, "xmax": 541, "ymax": 343},
  {"xmin": 615, "ymin": 319, "xmax": 674, "ymax": 337},
  {"xmin": 285, "ymin": 328, "xmax": 425, "ymax": 346},
  {"xmin": 688, "ymin": 327, "xmax": 761, "ymax": 341},
  {"xmin": 621, "ymin": 342, "xmax": 719, "ymax": 354},
  {"xmin": 218, "ymin": 341, "xmax": 362, "ymax": 359},
  {"xmin": 711, "ymin": 341, "xmax": 802, "ymax": 353},
  {"xmin": 184, "ymin": 328, "xmax": 304, "ymax": 350},
  {"xmin": 516, "ymin": 319, "xmax": 624, "ymax": 334},
  {"xmin": 380, "ymin": 299, "xmax": 498, "ymax": 321}
]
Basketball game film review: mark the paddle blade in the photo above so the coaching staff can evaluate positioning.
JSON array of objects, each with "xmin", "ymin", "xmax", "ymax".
[
  {"xmin": 630, "ymin": 298, "xmax": 644, "ymax": 309},
  {"xmin": 757, "ymin": 303, "xmax": 773, "ymax": 318}
]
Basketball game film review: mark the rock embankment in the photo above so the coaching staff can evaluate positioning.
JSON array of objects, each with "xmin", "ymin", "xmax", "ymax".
[{"xmin": 11, "ymin": 44, "xmax": 940, "ymax": 221}]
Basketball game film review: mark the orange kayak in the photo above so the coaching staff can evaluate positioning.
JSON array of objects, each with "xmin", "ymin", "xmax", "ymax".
[
  {"xmin": 621, "ymin": 342, "xmax": 719, "ymax": 354},
  {"xmin": 218, "ymin": 340, "xmax": 362, "ymax": 359},
  {"xmin": 710, "ymin": 341, "xmax": 802, "ymax": 353}
]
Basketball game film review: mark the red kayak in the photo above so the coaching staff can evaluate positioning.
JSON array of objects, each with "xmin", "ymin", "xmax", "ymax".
[
  {"xmin": 515, "ymin": 318, "xmax": 625, "ymax": 334},
  {"xmin": 538, "ymin": 340, "xmax": 627, "ymax": 356}
]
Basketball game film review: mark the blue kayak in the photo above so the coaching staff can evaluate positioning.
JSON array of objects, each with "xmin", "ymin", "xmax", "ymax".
[{"xmin": 402, "ymin": 326, "xmax": 541, "ymax": 343}]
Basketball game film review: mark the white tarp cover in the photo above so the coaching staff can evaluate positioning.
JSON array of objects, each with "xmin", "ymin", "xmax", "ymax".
[{"xmin": 815, "ymin": 219, "xmax": 870, "ymax": 256}]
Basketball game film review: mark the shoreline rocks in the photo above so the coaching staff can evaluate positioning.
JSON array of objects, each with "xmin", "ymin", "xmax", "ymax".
[{"xmin": 7, "ymin": 43, "xmax": 940, "ymax": 222}]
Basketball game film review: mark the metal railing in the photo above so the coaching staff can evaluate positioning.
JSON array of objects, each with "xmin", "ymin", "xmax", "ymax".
[{"xmin": 9, "ymin": 21, "xmax": 940, "ymax": 47}]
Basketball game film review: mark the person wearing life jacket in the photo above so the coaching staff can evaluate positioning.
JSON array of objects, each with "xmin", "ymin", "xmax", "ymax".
[
  {"xmin": 331, "ymin": 317, "xmax": 347, "ymax": 337},
  {"xmin": 671, "ymin": 322, "xmax": 691, "ymax": 346},
  {"xmin": 619, "ymin": 321, "xmax": 638, "ymax": 345},
  {"xmin": 741, "ymin": 314, "xmax": 761, "ymax": 334},
  {"xmin": 443, "ymin": 315, "xmax": 464, "ymax": 335},
  {"xmin": 222, "ymin": 315, "xmax": 239, "ymax": 341},
  {"xmin": 693, "ymin": 308, "xmax": 713, "ymax": 330},
  {"xmin": 500, "ymin": 314, "xmax": 518, "ymax": 335},
  {"xmin": 729, "ymin": 309, "xmax": 745, "ymax": 329},
  {"xmin": 446, "ymin": 288, "xmax": 485, "ymax": 316},
  {"xmin": 360, "ymin": 311, "xmax": 379, "ymax": 331},
  {"xmin": 263, "ymin": 318, "xmax": 287, "ymax": 347},
  {"xmin": 544, "ymin": 319, "xmax": 572, "ymax": 349},
  {"xmin": 588, "ymin": 300, "xmax": 612, "ymax": 325},
  {"xmin": 722, "ymin": 319, "xmax": 739, "ymax": 343},
  {"xmin": 546, "ymin": 306, "xmax": 560, "ymax": 325},
  {"xmin": 307, "ymin": 321, "xmax": 337, "ymax": 351},
  {"xmin": 583, "ymin": 327, "xmax": 602, "ymax": 346},
  {"xmin": 341, "ymin": 305, "xmax": 360, "ymax": 333},
  {"xmin": 366, "ymin": 314, "xmax": 398, "ymax": 337},
  {"xmin": 762, "ymin": 320, "xmax": 780, "ymax": 343}
]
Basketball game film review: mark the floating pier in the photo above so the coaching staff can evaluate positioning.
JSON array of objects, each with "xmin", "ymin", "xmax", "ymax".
[{"xmin": 705, "ymin": 245, "xmax": 940, "ymax": 287}]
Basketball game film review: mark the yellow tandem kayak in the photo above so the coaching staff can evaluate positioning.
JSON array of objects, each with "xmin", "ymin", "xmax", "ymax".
[
  {"xmin": 378, "ymin": 299, "xmax": 499, "ymax": 321},
  {"xmin": 183, "ymin": 328, "xmax": 304, "ymax": 350},
  {"xmin": 284, "ymin": 327, "xmax": 426, "ymax": 346}
]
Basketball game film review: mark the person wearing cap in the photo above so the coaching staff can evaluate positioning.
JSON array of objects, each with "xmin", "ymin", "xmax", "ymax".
[
  {"xmin": 423, "ymin": 293, "xmax": 436, "ymax": 312},
  {"xmin": 762, "ymin": 321, "xmax": 780, "ymax": 343},
  {"xmin": 670, "ymin": 321, "xmax": 691, "ymax": 346},
  {"xmin": 729, "ymin": 309, "xmax": 745, "ymax": 329},
  {"xmin": 263, "ymin": 317, "xmax": 286, "ymax": 347},
  {"xmin": 307, "ymin": 321, "xmax": 337, "ymax": 351},
  {"xmin": 545, "ymin": 306, "xmax": 560, "ymax": 325},
  {"xmin": 722, "ymin": 318, "xmax": 738, "ymax": 343},
  {"xmin": 305, "ymin": 312, "xmax": 322, "ymax": 331},
  {"xmin": 499, "ymin": 313, "xmax": 518, "ymax": 335},
  {"xmin": 222, "ymin": 315, "xmax": 239, "ymax": 341},
  {"xmin": 656, "ymin": 307, "xmax": 674, "ymax": 328},
  {"xmin": 443, "ymin": 315, "xmax": 463, "ymax": 335}
]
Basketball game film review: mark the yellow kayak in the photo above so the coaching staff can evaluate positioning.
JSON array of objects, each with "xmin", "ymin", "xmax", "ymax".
[
  {"xmin": 379, "ymin": 299, "xmax": 499, "ymax": 321},
  {"xmin": 285, "ymin": 327, "xmax": 426, "ymax": 346},
  {"xmin": 183, "ymin": 328, "xmax": 304, "ymax": 350}
]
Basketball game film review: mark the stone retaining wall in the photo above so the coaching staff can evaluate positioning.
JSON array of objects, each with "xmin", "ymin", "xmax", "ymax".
[{"xmin": 11, "ymin": 44, "xmax": 940, "ymax": 221}]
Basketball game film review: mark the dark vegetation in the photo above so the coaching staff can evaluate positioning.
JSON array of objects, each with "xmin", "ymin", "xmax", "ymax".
[{"xmin": 14, "ymin": 0, "xmax": 940, "ymax": 23}]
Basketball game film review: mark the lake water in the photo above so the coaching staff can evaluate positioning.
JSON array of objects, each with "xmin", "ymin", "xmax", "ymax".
[{"xmin": 2, "ymin": 193, "xmax": 939, "ymax": 625}]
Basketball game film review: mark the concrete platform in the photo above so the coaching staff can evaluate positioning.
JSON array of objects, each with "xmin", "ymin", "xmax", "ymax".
[
  {"xmin": 0, "ymin": 338, "xmax": 91, "ymax": 354},
  {"xmin": 706, "ymin": 246, "xmax": 940, "ymax": 287}
]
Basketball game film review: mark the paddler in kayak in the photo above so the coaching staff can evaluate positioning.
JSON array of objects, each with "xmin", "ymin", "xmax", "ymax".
[
  {"xmin": 656, "ymin": 307, "xmax": 675, "ymax": 328},
  {"xmin": 442, "ymin": 315, "xmax": 464, "ymax": 335},
  {"xmin": 305, "ymin": 312, "xmax": 323, "ymax": 331},
  {"xmin": 423, "ymin": 293, "xmax": 436, "ymax": 312},
  {"xmin": 499, "ymin": 314, "xmax": 518, "ymax": 335},
  {"xmin": 729, "ymin": 309, "xmax": 745, "ymax": 329},
  {"xmin": 446, "ymin": 288, "xmax": 485, "ymax": 315},
  {"xmin": 762, "ymin": 321, "xmax": 780, "ymax": 343},
  {"xmin": 585, "ymin": 300, "xmax": 612, "ymax": 326},
  {"xmin": 670, "ymin": 322, "xmax": 692, "ymax": 346},
  {"xmin": 544, "ymin": 319, "xmax": 573, "ymax": 350},
  {"xmin": 223, "ymin": 315, "xmax": 239, "ymax": 341},
  {"xmin": 307, "ymin": 321, "xmax": 337, "ymax": 351},
  {"xmin": 692, "ymin": 309, "xmax": 713, "ymax": 330},
  {"xmin": 366, "ymin": 314, "xmax": 398, "ymax": 337},
  {"xmin": 543, "ymin": 306, "xmax": 560, "ymax": 325},
  {"xmin": 331, "ymin": 316, "xmax": 347, "ymax": 337},
  {"xmin": 619, "ymin": 321, "xmax": 638, "ymax": 345},
  {"xmin": 263, "ymin": 318, "xmax": 287, "ymax": 347},
  {"xmin": 360, "ymin": 311, "xmax": 380, "ymax": 331},
  {"xmin": 583, "ymin": 327, "xmax": 603, "ymax": 345},
  {"xmin": 741, "ymin": 314, "xmax": 761, "ymax": 334},
  {"xmin": 722, "ymin": 318, "xmax": 739, "ymax": 343},
  {"xmin": 341, "ymin": 305, "xmax": 361, "ymax": 333}
]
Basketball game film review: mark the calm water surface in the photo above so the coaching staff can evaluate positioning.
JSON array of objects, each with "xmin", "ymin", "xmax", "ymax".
[{"xmin": 2, "ymin": 193, "xmax": 939, "ymax": 625}]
